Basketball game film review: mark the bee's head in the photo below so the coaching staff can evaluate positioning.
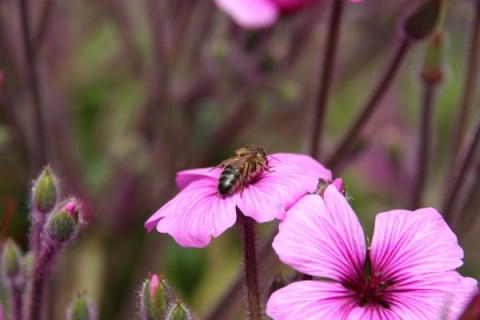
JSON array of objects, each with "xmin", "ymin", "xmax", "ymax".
[{"xmin": 254, "ymin": 146, "xmax": 267, "ymax": 159}]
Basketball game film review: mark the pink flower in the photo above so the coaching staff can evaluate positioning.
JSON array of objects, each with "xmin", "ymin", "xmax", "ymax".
[
  {"xmin": 145, "ymin": 153, "xmax": 331, "ymax": 247},
  {"xmin": 267, "ymin": 185, "xmax": 478, "ymax": 319},
  {"xmin": 215, "ymin": 0, "xmax": 362, "ymax": 29}
]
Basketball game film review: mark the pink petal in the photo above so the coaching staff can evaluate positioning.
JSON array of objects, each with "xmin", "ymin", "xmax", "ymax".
[
  {"xmin": 369, "ymin": 208, "xmax": 464, "ymax": 280},
  {"xmin": 269, "ymin": 153, "xmax": 332, "ymax": 178},
  {"xmin": 237, "ymin": 158, "xmax": 328, "ymax": 221},
  {"xmin": 145, "ymin": 178, "xmax": 239, "ymax": 247},
  {"xmin": 176, "ymin": 167, "xmax": 222, "ymax": 190},
  {"xmin": 347, "ymin": 307, "xmax": 400, "ymax": 320},
  {"xmin": 272, "ymin": 185, "xmax": 365, "ymax": 282},
  {"xmin": 214, "ymin": 0, "xmax": 279, "ymax": 29},
  {"xmin": 266, "ymin": 280, "xmax": 358, "ymax": 319},
  {"xmin": 273, "ymin": 0, "xmax": 315, "ymax": 12},
  {"xmin": 387, "ymin": 272, "xmax": 478, "ymax": 320}
]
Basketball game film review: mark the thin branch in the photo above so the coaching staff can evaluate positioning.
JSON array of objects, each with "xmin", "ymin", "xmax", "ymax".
[
  {"xmin": 35, "ymin": 0, "xmax": 56, "ymax": 50},
  {"xmin": 446, "ymin": 0, "xmax": 480, "ymax": 178},
  {"xmin": 19, "ymin": 0, "xmax": 47, "ymax": 169},
  {"xmin": 409, "ymin": 84, "xmax": 437, "ymax": 209},
  {"xmin": 308, "ymin": 0, "xmax": 345, "ymax": 159},
  {"xmin": 326, "ymin": 37, "xmax": 411, "ymax": 171},
  {"xmin": 442, "ymin": 115, "xmax": 480, "ymax": 225}
]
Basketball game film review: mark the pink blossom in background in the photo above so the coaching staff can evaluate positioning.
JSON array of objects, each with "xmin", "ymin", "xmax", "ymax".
[
  {"xmin": 145, "ymin": 153, "xmax": 331, "ymax": 247},
  {"xmin": 215, "ymin": 0, "xmax": 362, "ymax": 29},
  {"xmin": 267, "ymin": 185, "xmax": 478, "ymax": 319}
]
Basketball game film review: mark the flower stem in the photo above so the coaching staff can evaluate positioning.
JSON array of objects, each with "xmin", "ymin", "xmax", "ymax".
[
  {"xmin": 326, "ymin": 37, "xmax": 412, "ymax": 171},
  {"xmin": 18, "ymin": 0, "xmax": 47, "ymax": 169},
  {"xmin": 442, "ymin": 118, "xmax": 480, "ymax": 226},
  {"xmin": 238, "ymin": 210, "xmax": 262, "ymax": 320},
  {"xmin": 455, "ymin": 163, "xmax": 480, "ymax": 236},
  {"xmin": 446, "ymin": 0, "xmax": 480, "ymax": 179},
  {"xmin": 30, "ymin": 211, "xmax": 46, "ymax": 258},
  {"xmin": 410, "ymin": 83, "xmax": 437, "ymax": 209},
  {"xmin": 35, "ymin": 0, "xmax": 56, "ymax": 50},
  {"xmin": 27, "ymin": 243, "xmax": 56, "ymax": 320},
  {"xmin": 308, "ymin": 0, "xmax": 345, "ymax": 159},
  {"xmin": 10, "ymin": 283, "xmax": 23, "ymax": 320}
]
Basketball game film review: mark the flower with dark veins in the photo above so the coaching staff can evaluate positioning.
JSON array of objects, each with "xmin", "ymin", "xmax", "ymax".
[{"xmin": 267, "ymin": 185, "xmax": 478, "ymax": 319}]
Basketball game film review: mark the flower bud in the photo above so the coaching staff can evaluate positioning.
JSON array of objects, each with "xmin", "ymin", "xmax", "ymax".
[
  {"xmin": 1, "ymin": 239, "xmax": 21, "ymax": 278},
  {"xmin": 46, "ymin": 199, "xmax": 80, "ymax": 244},
  {"xmin": 32, "ymin": 165, "xmax": 58, "ymax": 214},
  {"xmin": 141, "ymin": 274, "xmax": 171, "ymax": 320},
  {"xmin": 23, "ymin": 251, "xmax": 34, "ymax": 278},
  {"xmin": 313, "ymin": 178, "xmax": 344, "ymax": 196},
  {"xmin": 166, "ymin": 301, "xmax": 193, "ymax": 320},
  {"xmin": 403, "ymin": 0, "xmax": 441, "ymax": 40},
  {"xmin": 268, "ymin": 275, "xmax": 286, "ymax": 296},
  {"xmin": 421, "ymin": 30, "xmax": 445, "ymax": 85},
  {"xmin": 67, "ymin": 293, "xmax": 96, "ymax": 320}
]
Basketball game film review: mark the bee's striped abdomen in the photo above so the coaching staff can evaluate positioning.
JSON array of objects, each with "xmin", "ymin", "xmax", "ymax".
[{"xmin": 218, "ymin": 165, "xmax": 243, "ymax": 195}]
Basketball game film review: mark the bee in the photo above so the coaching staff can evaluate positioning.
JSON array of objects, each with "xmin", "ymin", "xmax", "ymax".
[{"xmin": 217, "ymin": 145, "xmax": 272, "ymax": 195}]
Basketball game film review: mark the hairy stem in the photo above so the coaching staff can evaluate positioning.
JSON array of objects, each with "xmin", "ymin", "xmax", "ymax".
[
  {"xmin": 10, "ymin": 283, "xmax": 23, "ymax": 320},
  {"xmin": 30, "ymin": 213, "xmax": 46, "ymax": 258},
  {"xmin": 326, "ymin": 37, "xmax": 411, "ymax": 171},
  {"xmin": 238, "ymin": 210, "xmax": 262, "ymax": 320},
  {"xmin": 308, "ymin": 0, "xmax": 345, "ymax": 159},
  {"xmin": 27, "ymin": 244, "xmax": 56, "ymax": 320}
]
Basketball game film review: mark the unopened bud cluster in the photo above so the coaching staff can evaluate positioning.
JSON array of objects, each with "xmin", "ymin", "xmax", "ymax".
[{"xmin": 25, "ymin": 166, "xmax": 85, "ymax": 320}]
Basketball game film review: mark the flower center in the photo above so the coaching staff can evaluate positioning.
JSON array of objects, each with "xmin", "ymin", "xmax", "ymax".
[
  {"xmin": 344, "ymin": 249, "xmax": 393, "ymax": 309},
  {"xmin": 355, "ymin": 272, "xmax": 392, "ymax": 308}
]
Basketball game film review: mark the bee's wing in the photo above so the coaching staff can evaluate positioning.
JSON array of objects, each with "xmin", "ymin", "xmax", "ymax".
[{"xmin": 215, "ymin": 156, "xmax": 241, "ymax": 169}]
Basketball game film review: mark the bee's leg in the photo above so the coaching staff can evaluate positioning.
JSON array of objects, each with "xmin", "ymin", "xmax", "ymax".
[
  {"xmin": 240, "ymin": 164, "xmax": 251, "ymax": 196},
  {"xmin": 259, "ymin": 162, "xmax": 275, "ymax": 173}
]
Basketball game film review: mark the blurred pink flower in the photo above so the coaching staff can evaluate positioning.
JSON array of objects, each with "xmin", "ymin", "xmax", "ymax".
[
  {"xmin": 267, "ymin": 185, "xmax": 478, "ymax": 319},
  {"xmin": 215, "ymin": 0, "xmax": 362, "ymax": 29},
  {"xmin": 145, "ymin": 153, "xmax": 331, "ymax": 247}
]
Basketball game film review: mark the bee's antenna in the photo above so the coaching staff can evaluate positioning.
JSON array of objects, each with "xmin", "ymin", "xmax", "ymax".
[{"xmin": 268, "ymin": 154, "xmax": 281, "ymax": 162}]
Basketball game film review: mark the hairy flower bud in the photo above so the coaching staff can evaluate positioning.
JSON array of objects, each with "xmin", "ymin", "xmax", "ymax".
[
  {"xmin": 22, "ymin": 251, "xmax": 34, "ymax": 278},
  {"xmin": 46, "ymin": 199, "xmax": 80, "ymax": 244},
  {"xmin": 167, "ymin": 302, "xmax": 193, "ymax": 320},
  {"xmin": 1, "ymin": 239, "xmax": 21, "ymax": 278},
  {"xmin": 403, "ymin": 0, "xmax": 441, "ymax": 40},
  {"xmin": 67, "ymin": 293, "xmax": 96, "ymax": 320},
  {"xmin": 32, "ymin": 166, "xmax": 58, "ymax": 214},
  {"xmin": 141, "ymin": 274, "xmax": 171, "ymax": 320},
  {"xmin": 313, "ymin": 178, "xmax": 344, "ymax": 197}
]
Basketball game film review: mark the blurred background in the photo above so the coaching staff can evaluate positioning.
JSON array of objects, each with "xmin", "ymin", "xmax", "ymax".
[{"xmin": 0, "ymin": 0, "xmax": 479, "ymax": 319}]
